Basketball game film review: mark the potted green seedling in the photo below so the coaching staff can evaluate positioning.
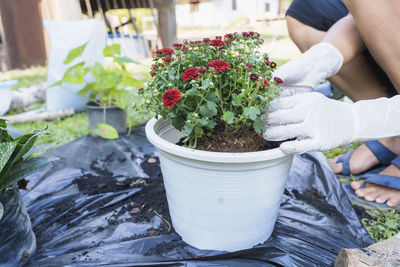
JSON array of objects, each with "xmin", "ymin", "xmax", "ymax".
[{"xmin": 53, "ymin": 43, "xmax": 143, "ymax": 139}]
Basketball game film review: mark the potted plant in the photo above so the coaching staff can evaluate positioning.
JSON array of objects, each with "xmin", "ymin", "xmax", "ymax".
[
  {"xmin": 53, "ymin": 43, "xmax": 143, "ymax": 139},
  {"xmin": 0, "ymin": 119, "xmax": 51, "ymax": 265},
  {"xmin": 139, "ymin": 32, "xmax": 293, "ymax": 251}
]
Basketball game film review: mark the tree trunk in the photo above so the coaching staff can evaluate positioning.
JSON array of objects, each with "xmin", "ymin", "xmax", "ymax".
[
  {"xmin": 0, "ymin": 0, "xmax": 47, "ymax": 69},
  {"xmin": 154, "ymin": 0, "xmax": 177, "ymax": 48}
]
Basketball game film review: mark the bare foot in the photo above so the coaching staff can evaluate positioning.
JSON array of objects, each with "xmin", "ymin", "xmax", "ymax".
[
  {"xmin": 351, "ymin": 163, "xmax": 400, "ymax": 207},
  {"xmin": 329, "ymin": 136, "xmax": 400, "ymax": 175}
]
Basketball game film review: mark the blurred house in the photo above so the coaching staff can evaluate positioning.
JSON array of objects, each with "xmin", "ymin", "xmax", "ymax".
[
  {"xmin": 0, "ymin": 0, "xmax": 176, "ymax": 71},
  {"xmin": 176, "ymin": 0, "xmax": 281, "ymax": 28}
]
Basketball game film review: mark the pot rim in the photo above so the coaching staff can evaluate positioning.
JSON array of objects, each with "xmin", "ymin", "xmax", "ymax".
[
  {"xmin": 86, "ymin": 103, "xmax": 124, "ymax": 110},
  {"xmin": 145, "ymin": 118, "xmax": 288, "ymax": 163}
]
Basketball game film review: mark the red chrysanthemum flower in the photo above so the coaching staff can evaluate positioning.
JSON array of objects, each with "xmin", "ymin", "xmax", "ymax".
[
  {"xmin": 270, "ymin": 62, "xmax": 277, "ymax": 69},
  {"xmin": 210, "ymin": 39, "xmax": 225, "ymax": 48},
  {"xmin": 215, "ymin": 36, "xmax": 222, "ymax": 40},
  {"xmin": 198, "ymin": 68, "xmax": 206, "ymax": 74},
  {"xmin": 224, "ymin": 33, "xmax": 233, "ymax": 39},
  {"xmin": 246, "ymin": 63, "xmax": 253, "ymax": 69},
  {"xmin": 203, "ymin": 38, "xmax": 210, "ymax": 43},
  {"xmin": 162, "ymin": 89, "xmax": 182, "ymax": 108},
  {"xmin": 182, "ymin": 67, "xmax": 202, "ymax": 81},
  {"xmin": 250, "ymin": 73, "xmax": 259, "ymax": 81},
  {"xmin": 152, "ymin": 64, "xmax": 158, "ymax": 69},
  {"xmin": 173, "ymin": 43, "xmax": 184, "ymax": 49},
  {"xmin": 261, "ymin": 79, "xmax": 270, "ymax": 88},
  {"xmin": 274, "ymin": 77, "xmax": 283, "ymax": 84},
  {"xmin": 162, "ymin": 56, "xmax": 172, "ymax": 63},
  {"xmin": 150, "ymin": 71, "xmax": 155, "ymax": 77},
  {"xmin": 138, "ymin": 87, "xmax": 144, "ymax": 93},
  {"xmin": 206, "ymin": 60, "xmax": 231, "ymax": 73},
  {"xmin": 155, "ymin": 48, "xmax": 174, "ymax": 56}
]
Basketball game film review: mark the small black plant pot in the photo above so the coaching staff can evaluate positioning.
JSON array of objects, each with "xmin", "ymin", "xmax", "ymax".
[{"xmin": 86, "ymin": 104, "xmax": 127, "ymax": 134}]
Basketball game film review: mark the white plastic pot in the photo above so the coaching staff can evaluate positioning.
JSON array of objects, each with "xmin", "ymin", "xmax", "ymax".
[{"xmin": 145, "ymin": 118, "xmax": 293, "ymax": 252}]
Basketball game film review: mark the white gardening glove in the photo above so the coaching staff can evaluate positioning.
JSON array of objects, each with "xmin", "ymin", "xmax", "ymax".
[
  {"xmin": 274, "ymin": 42, "xmax": 344, "ymax": 96},
  {"xmin": 264, "ymin": 93, "xmax": 400, "ymax": 154}
]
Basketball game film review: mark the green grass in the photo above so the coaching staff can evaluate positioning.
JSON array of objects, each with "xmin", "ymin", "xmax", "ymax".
[
  {"xmin": 362, "ymin": 207, "xmax": 400, "ymax": 242},
  {"xmin": 14, "ymin": 112, "xmax": 90, "ymax": 147},
  {"xmin": 0, "ymin": 65, "xmax": 47, "ymax": 89}
]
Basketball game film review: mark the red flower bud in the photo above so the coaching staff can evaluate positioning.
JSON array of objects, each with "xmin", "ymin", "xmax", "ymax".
[{"xmin": 274, "ymin": 77, "xmax": 283, "ymax": 84}]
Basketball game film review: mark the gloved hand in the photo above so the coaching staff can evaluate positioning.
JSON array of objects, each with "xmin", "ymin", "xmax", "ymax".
[
  {"xmin": 273, "ymin": 42, "xmax": 344, "ymax": 96},
  {"xmin": 264, "ymin": 93, "xmax": 400, "ymax": 154}
]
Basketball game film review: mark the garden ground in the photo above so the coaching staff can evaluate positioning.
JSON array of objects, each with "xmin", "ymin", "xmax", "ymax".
[{"xmin": 1, "ymin": 21, "xmax": 399, "ymax": 243}]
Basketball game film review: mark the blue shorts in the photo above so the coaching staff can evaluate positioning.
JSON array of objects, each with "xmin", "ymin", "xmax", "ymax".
[{"xmin": 287, "ymin": 0, "xmax": 398, "ymax": 96}]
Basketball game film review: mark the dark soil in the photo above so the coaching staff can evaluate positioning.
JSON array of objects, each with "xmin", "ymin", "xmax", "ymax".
[
  {"xmin": 292, "ymin": 188, "xmax": 348, "ymax": 225},
  {"xmin": 178, "ymin": 123, "xmax": 284, "ymax": 152},
  {"xmin": 32, "ymin": 153, "xmax": 173, "ymax": 245},
  {"xmin": 352, "ymin": 204, "xmax": 372, "ymax": 221}
]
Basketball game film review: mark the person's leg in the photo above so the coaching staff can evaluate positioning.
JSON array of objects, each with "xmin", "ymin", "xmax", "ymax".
[
  {"xmin": 344, "ymin": 0, "xmax": 400, "ymax": 93},
  {"xmin": 342, "ymin": 0, "xmax": 400, "ymax": 206},
  {"xmin": 286, "ymin": 15, "xmax": 389, "ymax": 101},
  {"xmin": 287, "ymin": 15, "xmax": 398, "ymax": 178}
]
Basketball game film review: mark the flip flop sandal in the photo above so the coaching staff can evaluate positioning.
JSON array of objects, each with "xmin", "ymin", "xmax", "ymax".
[
  {"xmin": 336, "ymin": 140, "xmax": 397, "ymax": 176},
  {"xmin": 343, "ymin": 156, "xmax": 400, "ymax": 208}
]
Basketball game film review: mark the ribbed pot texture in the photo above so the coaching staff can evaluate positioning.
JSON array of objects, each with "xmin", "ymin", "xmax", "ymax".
[{"xmin": 145, "ymin": 118, "xmax": 293, "ymax": 251}]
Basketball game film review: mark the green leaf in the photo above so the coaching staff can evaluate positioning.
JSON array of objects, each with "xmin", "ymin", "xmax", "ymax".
[
  {"xmin": 244, "ymin": 106, "xmax": 261, "ymax": 120},
  {"xmin": 0, "ymin": 142, "xmax": 17, "ymax": 174},
  {"xmin": 194, "ymin": 126, "xmax": 204, "ymax": 136},
  {"xmin": 232, "ymin": 94, "xmax": 242, "ymax": 107},
  {"xmin": 49, "ymin": 80, "xmax": 62, "ymax": 88},
  {"xmin": 2, "ymin": 156, "xmax": 52, "ymax": 190},
  {"xmin": 222, "ymin": 111, "xmax": 235, "ymax": 124},
  {"xmin": 182, "ymin": 124, "xmax": 194, "ymax": 135},
  {"xmin": 61, "ymin": 62, "xmax": 86, "ymax": 85},
  {"xmin": 114, "ymin": 56, "xmax": 140, "ymax": 64},
  {"xmin": 253, "ymin": 117, "xmax": 266, "ymax": 134},
  {"xmin": 64, "ymin": 42, "xmax": 88, "ymax": 65},
  {"xmin": 0, "ymin": 202, "xmax": 3, "ymax": 221},
  {"xmin": 198, "ymin": 119, "xmax": 209, "ymax": 126},
  {"xmin": 0, "ymin": 131, "xmax": 43, "ymax": 184},
  {"xmin": 385, "ymin": 220, "xmax": 397, "ymax": 229},
  {"xmin": 214, "ymin": 89, "xmax": 221, "ymax": 99},
  {"xmin": 206, "ymin": 100, "xmax": 217, "ymax": 112},
  {"xmin": 104, "ymin": 44, "xmax": 121, "ymax": 57},
  {"xmin": 171, "ymin": 116, "xmax": 185, "ymax": 131},
  {"xmin": 199, "ymin": 102, "xmax": 217, "ymax": 118},
  {"xmin": 186, "ymin": 88, "xmax": 198, "ymax": 96},
  {"xmin": 202, "ymin": 78, "xmax": 211, "ymax": 89},
  {"xmin": 115, "ymin": 90, "xmax": 127, "ymax": 110},
  {"xmin": 122, "ymin": 75, "xmax": 143, "ymax": 88},
  {"xmin": 77, "ymin": 83, "xmax": 94, "ymax": 97},
  {"xmin": 206, "ymin": 92, "xmax": 218, "ymax": 102},
  {"xmin": 92, "ymin": 123, "xmax": 119, "ymax": 139}
]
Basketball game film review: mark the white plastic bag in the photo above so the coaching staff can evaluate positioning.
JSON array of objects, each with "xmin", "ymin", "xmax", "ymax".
[{"xmin": 44, "ymin": 20, "xmax": 105, "ymax": 112}]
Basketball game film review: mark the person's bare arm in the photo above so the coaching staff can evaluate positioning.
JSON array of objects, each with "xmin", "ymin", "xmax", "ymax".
[{"xmin": 322, "ymin": 14, "xmax": 365, "ymax": 64}]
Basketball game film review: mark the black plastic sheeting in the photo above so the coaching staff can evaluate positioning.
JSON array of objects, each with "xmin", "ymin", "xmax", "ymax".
[
  {"xmin": 21, "ymin": 124, "xmax": 374, "ymax": 267},
  {"xmin": 0, "ymin": 187, "xmax": 36, "ymax": 266}
]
